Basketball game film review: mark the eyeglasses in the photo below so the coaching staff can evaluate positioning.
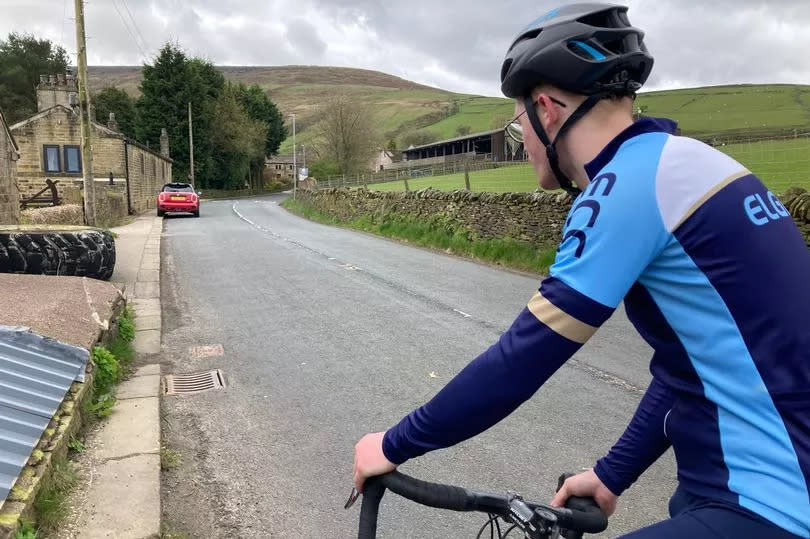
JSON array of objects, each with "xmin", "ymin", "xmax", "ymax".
[{"xmin": 504, "ymin": 96, "xmax": 568, "ymax": 144}]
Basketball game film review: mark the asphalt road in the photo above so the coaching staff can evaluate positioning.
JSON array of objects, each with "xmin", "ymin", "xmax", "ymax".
[{"xmin": 159, "ymin": 195, "xmax": 677, "ymax": 538}]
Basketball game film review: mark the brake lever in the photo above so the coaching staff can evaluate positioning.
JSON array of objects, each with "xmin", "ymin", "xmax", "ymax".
[{"xmin": 344, "ymin": 487, "xmax": 360, "ymax": 509}]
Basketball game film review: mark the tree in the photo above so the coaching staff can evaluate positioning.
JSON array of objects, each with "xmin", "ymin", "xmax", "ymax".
[
  {"xmin": 0, "ymin": 32, "xmax": 69, "ymax": 123},
  {"xmin": 309, "ymin": 158, "xmax": 341, "ymax": 179},
  {"xmin": 401, "ymin": 129, "xmax": 439, "ymax": 148},
  {"xmin": 312, "ymin": 93, "xmax": 379, "ymax": 174},
  {"xmin": 385, "ymin": 138, "xmax": 397, "ymax": 151},
  {"xmin": 209, "ymin": 85, "xmax": 267, "ymax": 189},
  {"xmin": 455, "ymin": 125, "xmax": 472, "ymax": 137},
  {"xmin": 135, "ymin": 43, "xmax": 224, "ymax": 185},
  {"xmin": 93, "ymin": 87, "xmax": 136, "ymax": 137},
  {"xmin": 232, "ymin": 82, "xmax": 287, "ymax": 188}
]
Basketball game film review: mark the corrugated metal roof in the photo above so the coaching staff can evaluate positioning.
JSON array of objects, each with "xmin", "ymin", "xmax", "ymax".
[{"xmin": 0, "ymin": 326, "xmax": 89, "ymax": 503}]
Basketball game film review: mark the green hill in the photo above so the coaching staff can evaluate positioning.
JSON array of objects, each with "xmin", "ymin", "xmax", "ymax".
[{"xmin": 87, "ymin": 66, "xmax": 810, "ymax": 153}]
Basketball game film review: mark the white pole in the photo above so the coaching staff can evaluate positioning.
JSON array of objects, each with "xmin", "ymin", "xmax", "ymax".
[{"xmin": 292, "ymin": 113, "xmax": 297, "ymax": 200}]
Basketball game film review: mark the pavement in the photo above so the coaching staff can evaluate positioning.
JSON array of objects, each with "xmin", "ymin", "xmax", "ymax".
[
  {"xmin": 69, "ymin": 214, "xmax": 163, "ymax": 539},
  {"xmin": 159, "ymin": 197, "xmax": 678, "ymax": 538}
]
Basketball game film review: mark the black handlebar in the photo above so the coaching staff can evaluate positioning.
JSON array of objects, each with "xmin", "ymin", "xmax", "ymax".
[{"xmin": 356, "ymin": 471, "xmax": 607, "ymax": 539}]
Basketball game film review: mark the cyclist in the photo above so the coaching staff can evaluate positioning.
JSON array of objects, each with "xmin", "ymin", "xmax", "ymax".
[{"xmin": 353, "ymin": 3, "xmax": 810, "ymax": 537}]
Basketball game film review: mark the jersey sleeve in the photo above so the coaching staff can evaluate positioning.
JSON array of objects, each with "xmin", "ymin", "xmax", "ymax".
[
  {"xmin": 594, "ymin": 376, "xmax": 674, "ymax": 495},
  {"xmin": 383, "ymin": 148, "xmax": 672, "ymax": 465}
]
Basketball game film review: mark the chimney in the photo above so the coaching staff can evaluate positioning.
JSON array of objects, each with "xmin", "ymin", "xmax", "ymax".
[
  {"xmin": 107, "ymin": 112, "xmax": 119, "ymax": 132},
  {"xmin": 160, "ymin": 128, "xmax": 170, "ymax": 158},
  {"xmin": 36, "ymin": 73, "xmax": 79, "ymax": 112}
]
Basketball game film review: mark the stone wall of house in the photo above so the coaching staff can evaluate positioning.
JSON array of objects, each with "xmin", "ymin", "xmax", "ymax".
[
  {"xmin": 0, "ymin": 121, "xmax": 19, "ymax": 224},
  {"xmin": 10, "ymin": 106, "xmax": 171, "ymax": 216},
  {"xmin": 298, "ymin": 186, "xmax": 810, "ymax": 248}
]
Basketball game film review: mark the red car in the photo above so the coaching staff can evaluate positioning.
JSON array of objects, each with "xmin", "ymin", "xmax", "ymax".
[{"xmin": 157, "ymin": 183, "xmax": 200, "ymax": 217}]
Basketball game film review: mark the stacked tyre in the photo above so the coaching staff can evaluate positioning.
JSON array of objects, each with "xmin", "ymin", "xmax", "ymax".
[{"xmin": 0, "ymin": 226, "xmax": 116, "ymax": 280}]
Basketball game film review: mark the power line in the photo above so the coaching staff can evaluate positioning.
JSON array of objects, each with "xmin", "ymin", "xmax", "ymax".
[
  {"xmin": 120, "ymin": 0, "xmax": 149, "ymax": 56},
  {"xmin": 110, "ymin": 0, "xmax": 147, "ymax": 61}
]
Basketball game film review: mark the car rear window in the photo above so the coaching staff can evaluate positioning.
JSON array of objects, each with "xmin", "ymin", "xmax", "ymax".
[{"xmin": 162, "ymin": 184, "xmax": 194, "ymax": 192}]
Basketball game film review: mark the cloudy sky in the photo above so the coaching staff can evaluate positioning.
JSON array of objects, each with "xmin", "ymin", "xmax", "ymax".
[{"xmin": 1, "ymin": 0, "xmax": 809, "ymax": 96}]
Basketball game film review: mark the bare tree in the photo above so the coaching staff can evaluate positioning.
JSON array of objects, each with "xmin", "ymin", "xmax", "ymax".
[{"xmin": 312, "ymin": 92, "xmax": 380, "ymax": 174}]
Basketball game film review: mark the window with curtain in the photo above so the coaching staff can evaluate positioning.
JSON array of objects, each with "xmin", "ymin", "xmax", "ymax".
[
  {"xmin": 64, "ymin": 145, "xmax": 82, "ymax": 173},
  {"xmin": 43, "ymin": 145, "xmax": 60, "ymax": 172}
]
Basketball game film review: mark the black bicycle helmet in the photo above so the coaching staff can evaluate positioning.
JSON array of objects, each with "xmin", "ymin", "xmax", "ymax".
[
  {"xmin": 500, "ymin": 3, "xmax": 653, "ymax": 196},
  {"xmin": 501, "ymin": 3, "xmax": 653, "ymax": 98}
]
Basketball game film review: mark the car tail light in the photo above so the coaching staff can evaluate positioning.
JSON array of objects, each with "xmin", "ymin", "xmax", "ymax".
[
  {"xmin": 158, "ymin": 192, "xmax": 167, "ymax": 202},
  {"xmin": 191, "ymin": 194, "xmax": 198, "ymax": 203}
]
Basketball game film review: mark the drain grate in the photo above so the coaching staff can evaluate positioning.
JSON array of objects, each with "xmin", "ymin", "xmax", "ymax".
[{"xmin": 163, "ymin": 370, "xmax": 225, "ymax": 395}]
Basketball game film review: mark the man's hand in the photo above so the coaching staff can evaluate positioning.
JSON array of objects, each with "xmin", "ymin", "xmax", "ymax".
[
  {"xmin": 353, "ymin": 432, "xmax": 396, "ymax": 491},
  {"xmin": 550, "ymin": 468, "xmax": 618, "ymax": 516}
]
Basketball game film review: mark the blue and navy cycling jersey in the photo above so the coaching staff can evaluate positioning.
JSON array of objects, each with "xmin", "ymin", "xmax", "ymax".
[{"xmin": 382, "ymin": 117, "xmax": 810, "ymax": 537}]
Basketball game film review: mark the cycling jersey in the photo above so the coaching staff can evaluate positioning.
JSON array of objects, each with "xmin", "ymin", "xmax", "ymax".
[{"xmin": 382, "ymin": 117, "xmax": 810, "ymax": 537}]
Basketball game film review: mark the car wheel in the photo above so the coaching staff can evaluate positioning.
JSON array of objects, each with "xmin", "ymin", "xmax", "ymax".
[
  {"xmin": 193, "ymin": 209, "xmax": 200, "ymax": 218},
  {"xmin": 0, "ymin": 226, "xmax": 116, "ymax": 280},
  {"xmin": 157, "ymin": 208, "xmax": 165, "ymax": 217}
]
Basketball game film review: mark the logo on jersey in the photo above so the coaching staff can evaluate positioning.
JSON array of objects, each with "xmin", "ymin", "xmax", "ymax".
[
  {"xmin": 560, "ymin": 172, "xmax": 616, "ymax": 258},
  {"xmin": 744, "ymin": 191, "xmax": 789, "ymax": 226}
]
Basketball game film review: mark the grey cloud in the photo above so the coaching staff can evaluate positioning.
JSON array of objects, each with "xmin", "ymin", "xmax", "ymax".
[
  {"xmin": 0, "ymin": 0, "xmax": 807, "ymax": 96},
  {"xmin": 284, "ymin": 18, "xmax": 327, "ymax": 58}
]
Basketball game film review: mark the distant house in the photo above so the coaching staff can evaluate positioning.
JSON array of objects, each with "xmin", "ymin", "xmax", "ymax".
[
  {"xmin": 10, "ymin": 73, "xmax": 172, "ymax": 215},
  {"xmin": 373, "ymin": 149, "xmax": 396, "ymax": 172},
  {"xmin": 0, "ymin": 107, "xmax": 20, "ymax": 224},
  {"xmin": 265, "ymin": 154, "xmax": 298, "ymax": 181}
]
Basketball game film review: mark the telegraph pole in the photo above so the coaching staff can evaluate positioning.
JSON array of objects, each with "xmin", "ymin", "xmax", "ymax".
[
  {"xmin": 74, "ymin": 0, "xmax": 96, "ymax": 225},
  {"xmin": 188, "ymin": 102, "xmax": 195, "ymax": 188},
  {"xmin": 291, "ymin": 113, "xmax": 297, "ymax": 200}
]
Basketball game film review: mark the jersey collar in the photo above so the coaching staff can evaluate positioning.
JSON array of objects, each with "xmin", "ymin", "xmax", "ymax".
[{"xmin": 584, "ymin": 117, "xmax": 678, "ymax": 180}]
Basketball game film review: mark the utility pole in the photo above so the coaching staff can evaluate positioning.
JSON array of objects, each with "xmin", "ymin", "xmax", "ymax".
[
  {"xmin": 292, "ymin": 113, "xmax": 297, "ymax": 200},
  {"xmin": 188, "ymin": 102, "xmax": 195, "ymax": 188},
  {"xmin": 74, "ymin": 0, "xmax": 96, "ymax": 225}
]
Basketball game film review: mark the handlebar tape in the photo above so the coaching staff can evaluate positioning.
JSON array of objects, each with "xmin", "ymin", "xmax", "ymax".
[
  {"xmin": 556, "ymin": 474, "xmax": 608, "ymax": 534},
  {"xmin": 378, "ymin": 471, "xmax": 476, "ymax": 511}
]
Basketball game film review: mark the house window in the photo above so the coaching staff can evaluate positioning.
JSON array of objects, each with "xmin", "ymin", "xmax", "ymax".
[
  {"xmin": 152, "ymin": 158, "xmax": 157, "ymax": 177},
  {"xmin": 64, "ymin": 145, "xmax": 82, "ymax": 173},
  {"xmin": 43, "ymin": 145, "xmax": 61, "ymax": 173},
  {"xmin": 139, "ymin": 153, "xmax": 144, "ymax": 174}
]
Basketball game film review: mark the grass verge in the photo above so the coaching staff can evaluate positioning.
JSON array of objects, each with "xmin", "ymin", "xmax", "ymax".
[
  {"xmin": 281, "ymin": 198, "xmax": 556, "ymax": 275},
  {"xmin": 84, "ymin": 305, "xmax": 136, "ymax": 421},
  {"xmin": 32, "ymin": 458, "xmax": 77, "ymax": 534}
]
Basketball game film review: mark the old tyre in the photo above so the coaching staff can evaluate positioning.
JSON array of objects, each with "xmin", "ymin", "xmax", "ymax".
[{"xmin": 0, "ymin": 225, "xmax": 116, "ymax": 280}]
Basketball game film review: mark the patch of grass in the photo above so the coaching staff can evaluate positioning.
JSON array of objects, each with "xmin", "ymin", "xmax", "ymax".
[
  {"xmin": 160, "ymin": 523, "xmax": 191, "ymax": 539},
  {"xmin": 118, "ymin": 306, "xmax": 136, "ymax": 343},
  {"xmin": 282, "ymin": 199, "xmax": 556, "ymax": 274},
  {"xmin": 14, "ymin": 520, "xmax": 37, "ymax": 539},
  {"xmin": 160, "ymin": 448, "xmax": 183, "ymax": 470},
  {"xmin": 368, "ymin": 136, "xmax": 810, "ymax": 194},
  {"xmin": 33, "ymin": 458, "xmax": 77, "ymax": 533}
]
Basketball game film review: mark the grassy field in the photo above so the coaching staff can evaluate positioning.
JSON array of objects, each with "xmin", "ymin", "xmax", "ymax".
[{"xmin": 369, "ymin": 136, "xmax": 810, "ymax": 194}]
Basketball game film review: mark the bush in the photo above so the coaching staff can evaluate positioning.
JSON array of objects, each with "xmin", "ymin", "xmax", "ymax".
[
  {"xmin": 118, "ymin": 307, "xmax": 135, "ymax": 342},
  {"xmin": 92, "ymin": 346, "xmax": 120, "ymax": 395}
]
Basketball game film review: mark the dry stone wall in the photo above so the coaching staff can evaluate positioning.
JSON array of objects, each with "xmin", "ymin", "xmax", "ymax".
[{"xmin": 299, "ymin": 186, "xmax": 810, "ymax": 248}]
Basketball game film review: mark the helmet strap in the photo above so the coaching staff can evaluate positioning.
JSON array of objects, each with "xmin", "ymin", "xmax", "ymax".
[{"xmin": 522, "ymin": 93, "xmax": 604, "ymax": 198}]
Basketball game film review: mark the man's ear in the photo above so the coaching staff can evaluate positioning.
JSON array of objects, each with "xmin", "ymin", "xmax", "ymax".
[{"xmin": 536, "ymin": 94, "xmax": 563, "ymax": 132}]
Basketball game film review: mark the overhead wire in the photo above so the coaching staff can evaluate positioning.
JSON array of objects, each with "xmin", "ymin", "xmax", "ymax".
[{"xmin": 110, "ymin": 0, "xmax": 147, "ymax": 62}]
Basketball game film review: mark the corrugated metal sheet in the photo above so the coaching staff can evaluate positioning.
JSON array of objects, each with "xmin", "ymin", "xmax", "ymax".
[{"xmin": 0, "ymin": 325, "xmax": 89, "ymax": 503}]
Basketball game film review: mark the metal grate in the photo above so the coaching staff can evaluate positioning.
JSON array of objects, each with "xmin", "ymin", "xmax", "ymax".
[{"xmin": 163, "ymin": 370, "xmax": 224, "ymax": 395}]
